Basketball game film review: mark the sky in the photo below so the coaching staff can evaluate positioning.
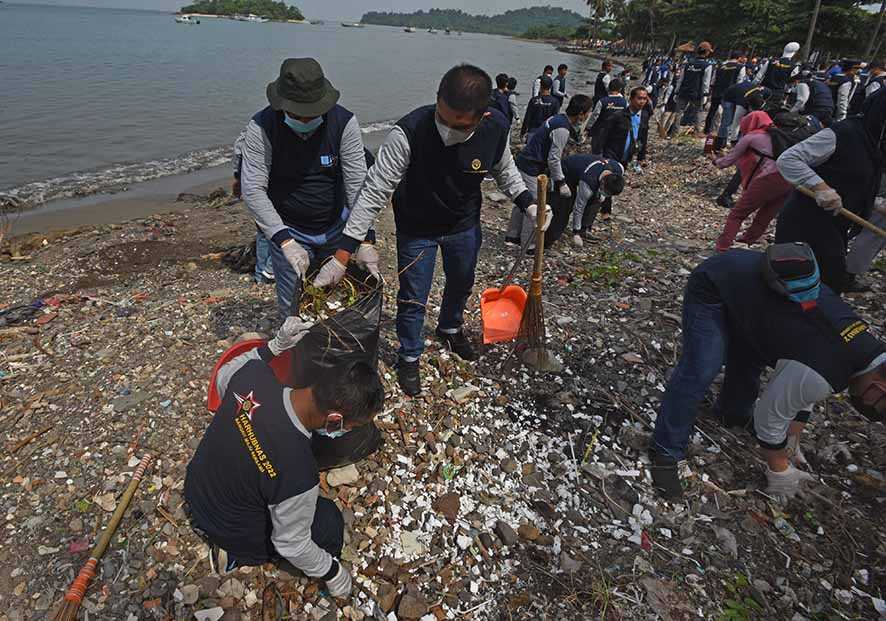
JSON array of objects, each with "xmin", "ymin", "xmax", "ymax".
[{"xmin": 11, "ymin": 0, "xmax": 591, "ymax": 20}]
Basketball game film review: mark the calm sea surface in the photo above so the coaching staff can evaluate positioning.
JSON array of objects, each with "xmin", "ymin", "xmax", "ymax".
[{"xmin": 0, "ymin": 3, "xmax": 601, "ymax": 206}]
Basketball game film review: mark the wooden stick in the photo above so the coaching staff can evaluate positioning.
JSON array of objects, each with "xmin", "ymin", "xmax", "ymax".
[
  {"xmin": 796, "ymin": 186, "xmax": 886, "ymax": 238},
  {"xmin": 530, "ymin": 175, "xmax": 549, "ymax": 295}
]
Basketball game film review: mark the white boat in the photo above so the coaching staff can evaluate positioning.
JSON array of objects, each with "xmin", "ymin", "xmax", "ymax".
[
  {"xmin": 427, "ymin": 28, "xmax": 437, "ymax": 34},
  {"xmin": 341, "ymin": 22, "xmax": 364, "ymax": 28},
  {"xmin": 404, "ymin": 26, "xmax": 415, "ymax": 33},
  {"xmin": 175, "ymin": 14, "xmax": 200, "ymax": 24},
  {"xmin": 245, "ymin": 14, "xmax": 269, "ymax": 23}
]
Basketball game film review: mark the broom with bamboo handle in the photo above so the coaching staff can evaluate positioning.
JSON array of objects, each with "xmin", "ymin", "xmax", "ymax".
[
  {"xmin": 54, "ymin": 453, "xmax": 153, "ymax": 621},
  {"xmin": 795, "ymin": 186, "xmax": 886, "ymax": 239},
  {"xmin": 520, "ymin": 175, "xmax": 549, "ymax": 352}
]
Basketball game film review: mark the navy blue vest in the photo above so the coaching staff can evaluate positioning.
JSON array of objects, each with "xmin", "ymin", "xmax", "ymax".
[
  {"xmin": 694, "ymin": 250, "xmax": 884, "ymax": 390},
  {"xmin": 393, "ymin": 105, "xmax": 510, "ymax": 237},
  {"xmin": 563, "ymin": 154, "xmax": 623, "ymax": 191},
  {"xmin": 803, "ymin": 79, "xmax": 835, "ymax": 120},
  {"xmin": 185, "ymin": 356, "xmax": 318, "ymax": 565},
  {"xmin": 762, "ymin": 57, "xmax": 796, "ymax": 92},
  {"xmin": 490, "ymin": 91, "xmax": 513, "ymax": 127},
  {"xmin": 593, "ymin": 71, "xmax": 609, "ymax": 103},
  {"xmin": 524, "ymin": 95, "xmax": 558, "ymax": 133},
  {"xmin": 712, "ymin": 62, "xmax": 741, "ymax": 97},
  {"xmin": 554, "ymin": 75, "xmax": 567, "ymax": 97},
  {"xmin": 678, "ymin": 57, "xmax": 709, "ymax": 100},
  {"xmin": 515, "ymin": 114, "xmax": 576, "ymax": 176},
  {"xmin": 256, "ymin": 104, "xmax": 352, "ymax": 235},
  {"xmin": 589, "ymin": 95, "xmax": 628, "ymax": 136}
]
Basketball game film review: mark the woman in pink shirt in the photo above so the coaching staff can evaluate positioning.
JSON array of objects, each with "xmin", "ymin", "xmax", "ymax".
[{"xmin": 708, "ymin": 111, "xmax": 793, "ymax": 251}]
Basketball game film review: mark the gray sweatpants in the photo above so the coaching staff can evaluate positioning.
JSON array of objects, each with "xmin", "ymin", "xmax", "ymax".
[{"xmin": 846, "ymin": 209, "xmax": 886, "ymax": 275}]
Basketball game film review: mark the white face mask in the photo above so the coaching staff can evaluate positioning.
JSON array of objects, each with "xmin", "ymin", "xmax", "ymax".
[{"xmin": 435, "ymin": 117, "xmax": 474, "ymax": 147}]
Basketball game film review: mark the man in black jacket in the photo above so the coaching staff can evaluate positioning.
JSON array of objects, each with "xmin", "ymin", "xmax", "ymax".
[{"xmin": 595, "ymin": 86, "xmax": 651, "ymax": 169}]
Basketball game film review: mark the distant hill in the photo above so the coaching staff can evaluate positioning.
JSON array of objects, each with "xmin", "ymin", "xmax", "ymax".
[
  {"xmin": 179, "ymin": 0, "xmax": 304, "ymax": 20},
  {"xmin": 360, "ymin": 6, "xmax": 584, "ymax": 37}
]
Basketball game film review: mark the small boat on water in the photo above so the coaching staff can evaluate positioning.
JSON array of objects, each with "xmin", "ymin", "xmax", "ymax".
[
  {"xmin": 310, "ymin": 19, "xmax": 325, "ymax": 25},
  {"xmin": 341, "ymin": 22, "xmax": 364, "ymax": 28},
  {"xmin": 175, "ymin": 14, "xmax": 200, "ymax": 24},
  {"xmin": 245, "ymin": 14, "xmax": 269, "ymax": 23},
  {"xmin": 427, "ymin": 28, "xmax": 438, "ymax": 34},
  {"xmin": 404, "ymin": 26, "xmax": 415, "ymax": 33},
  {"xmin": 444, "ymin": 28, "xmax": 451, "ymax": 35}
]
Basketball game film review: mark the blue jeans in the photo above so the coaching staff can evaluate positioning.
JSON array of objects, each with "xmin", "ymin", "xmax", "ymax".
[
  {"xmin": 718, "ymin": 101, "xmax": 735, "ymax": 141},
  {"xmin": 269, "ymin": 234, "xmax": 338, "ymax": 320},
  {"xmin": 255, "ymin": 230, "xmax": 275, "ymax": 284},
  {"xmin": 652, "ymin": 275, "xmax": 762, "ymax": 460},
  {"xmin": 396, "ymin": 225, "xmax": 482, "ymax": 361}
]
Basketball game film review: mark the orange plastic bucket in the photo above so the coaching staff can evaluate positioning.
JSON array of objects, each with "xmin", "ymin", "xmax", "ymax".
[
  {"xmin": 206, "ymin": 340, "xmax": 293, "ymax": 412},
  {"xmin": 480, "ymin": 285, "xmax": 527, "ymax": 344}
]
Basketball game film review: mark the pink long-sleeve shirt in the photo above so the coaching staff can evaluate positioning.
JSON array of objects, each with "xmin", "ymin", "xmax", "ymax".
[{"xmin": 714, "ymin": 132, "xmax": 780, "ymax": 187}]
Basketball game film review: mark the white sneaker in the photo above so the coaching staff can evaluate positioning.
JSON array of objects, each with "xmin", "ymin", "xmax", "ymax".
[{"xmin": 572, "ymin": 234, "xmax": 584, "ymax": 248}]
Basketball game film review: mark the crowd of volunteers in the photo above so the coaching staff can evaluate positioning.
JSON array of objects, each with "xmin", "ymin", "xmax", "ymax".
[{"xmin": 184, "ymin": 45, "xmax": 885, "ymax": 597}]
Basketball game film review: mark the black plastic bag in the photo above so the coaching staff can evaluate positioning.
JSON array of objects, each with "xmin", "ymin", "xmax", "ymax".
[{"xmin": 290, "ymin": 266, "xmax": 385, "ymax": 470}]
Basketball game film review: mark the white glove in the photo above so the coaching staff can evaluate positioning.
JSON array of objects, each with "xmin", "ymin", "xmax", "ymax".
[
  {"xmin": 558, "ymin": 183, "xmax": 572, "ymax": 198},
  {"xmin": 873, "ymin": 197, "xmax": 886, "ymax": 215},
  {"xmin": 267, "ymin": 316, "xmax": 313, "ymax": 356},
  {"xmin": 280, "ymin": 240, "xmax": 310, "ymax": 278},
  {"xmin": 785, "ymin": 434, "xmax": 808, "ymax": 468},
  {"xmin": 326, "ymin": 562, "xmax": 352, "ymax": 598},
  {"xmin": 630, "ymin": 161, "xmax": 643, "ymax": 174},
  {"xmin": 312, "ymin": 257, "xmax": 347, "ymax": 288},
  {"xmin": 765, "ymin": 464, "xmax": 815, "ymax": 499},
  {"xmin": 525, "ymin": 204, "xmax": 553, "ymax": 232},
  {"xmin": 354, "ymin": 243, "xmax": 380, "ymax": 277},
  {"xmin": 814, "ymin": 187, "xmax": 843, "ymax": 216}
]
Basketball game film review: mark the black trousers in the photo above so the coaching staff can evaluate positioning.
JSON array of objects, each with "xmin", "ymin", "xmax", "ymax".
[
  {"xmin": 775, "ymin": 194, "xmax": 851, "ymax": 292},
  {"xmin": 703, "ymin": 96, "xmax": 722, "ymax": 135},
  {"xmin": 721, "ymin": 170, "xmax": 742, "ymax": 199}
]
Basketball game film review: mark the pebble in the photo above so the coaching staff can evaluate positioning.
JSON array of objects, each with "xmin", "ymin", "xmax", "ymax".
[
  {"xmin": 194, "ymin": 608, "xmax": 225, "ymax": 621},
  {"xmin": 494, "ymin": 520, "xmax": 518, "ymax": 547},
  {"xmin": 326, "ymin": 464, "xmax": 360, "ymax": 487}
]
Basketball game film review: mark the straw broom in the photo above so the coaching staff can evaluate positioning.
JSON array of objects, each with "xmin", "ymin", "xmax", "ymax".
[
  {"xmin": 54, "ymin": 454, "xmax": 153, "ymax": 621},
  {"xmin": 519, "ymin": 175, "xmax": 549, "ymax": 363}
]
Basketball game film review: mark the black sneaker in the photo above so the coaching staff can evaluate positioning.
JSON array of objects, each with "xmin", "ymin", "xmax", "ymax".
[
  {"xmin": 716, "ymin": 194, "xmax": 735, "ymax": 210},
  {"xmin": 842, "ymin": 275, "xmax": 871, "ymax": 294},
  {"xmin": 396, "ymin": 359, "xmax": 422, "ymax": 396},
  {"xmin": 650, "ymin": 452, "xmax": 684, "ymax": 499},
  {"xmin": 435, "ymin": 328, "xmax": 478, "ymax": 361},
  {"xmin": 504, "ymin": 236, "xmax": 520, "ymax": 246}
]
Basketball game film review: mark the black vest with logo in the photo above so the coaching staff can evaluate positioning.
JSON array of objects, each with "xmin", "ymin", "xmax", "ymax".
[
  {"xmin": 490, "ymin": 91, "xmax": 513, "ymax": 127},
  {"xmin": 695, "ymin": 249, "xmax": 884, "ymax": 390},
  {"xmin": 712, "ymin": 61, "xmax": 741, "ymax": 98},
  {"xmin": 515, "ymin": 113, "xmax": 577, "ymax": 177},
  {"xmin": 803, "ymin": 79, "xmax": 835, "ymax": 120},
  {"xmin": 256, "ymin": 104, "xmax": 351, "ymax": 234},
  {"xmin": 678, "ymin": 57, "xmax": 709, "ymax": 100},
  {"xmin": 762, "ymin": 57, "xmax": 796, "ymax": 92},
  {"xmin": 185, "ymin": 357, "xmax": 318, "ymax": 565},
  {"xmin": 593, "ymin": 71, "xmax": 610, "ymax": 103},
  {"xmin": 393, "ymin": 105, "xmax": 510, "ymax": 237},
  {"xmin": 589, "ymin": 95, "xmax": 628, "ymax": 137}
]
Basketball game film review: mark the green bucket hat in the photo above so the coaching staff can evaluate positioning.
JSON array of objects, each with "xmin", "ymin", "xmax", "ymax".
[{"xmin": 266, "ymin": 58, "xmax": 340, "ymax": 117}]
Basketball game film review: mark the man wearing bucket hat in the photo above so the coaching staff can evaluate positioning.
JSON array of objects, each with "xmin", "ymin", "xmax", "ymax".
[
  {"xmin": 312, "ymin": 64, "xmax": 547, "ymax": 396},
  {"xmin": 240, "ymin": 58, "xmax": 379, "ymax": 320},
  {"xmin": 650, "ymin": 245, "xmax": 886, "ymax": 500}
]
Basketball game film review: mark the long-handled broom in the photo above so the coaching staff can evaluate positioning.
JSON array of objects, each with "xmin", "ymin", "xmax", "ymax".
[
  {"xmin": 518, "ymin": 175, "xmax": 562, "ymax": 372},
  {"xmin": 54, "ymin": 453, "xmax": 153, "ymax": 621}
]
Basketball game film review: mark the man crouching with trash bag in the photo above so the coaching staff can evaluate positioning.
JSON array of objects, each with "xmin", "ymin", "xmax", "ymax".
[
  {"xmin": 184, "ymin": 317, "xmax": 385, "ymax": 596},
  {"xmin": 649, "ymin": 243, "xmax": 885, "ymax": 500},
  {"xmin": 312, "ymin": 64, "xmax": 548, "ymax": 396}
]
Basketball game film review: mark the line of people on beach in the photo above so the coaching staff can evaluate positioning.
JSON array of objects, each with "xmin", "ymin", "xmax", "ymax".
[{"xmin": 183, "ymin": 51, "xmax": 885, "ymax": 601}]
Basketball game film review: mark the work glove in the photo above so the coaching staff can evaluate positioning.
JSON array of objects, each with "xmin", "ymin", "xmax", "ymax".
[
  {"xmin": 326, "ymin": 562, "xmax": 352, "ymax": 598},
  {"xmin": 558, "ymin": 183, "xmax": 572, "ymax": 198},
  {"xmin": 281, "ymin": 240, "xmax": 310, "ymax": 278},
  {"xmin": 267, "ymin": 316, "xmax": 313, "ymax": 356},
  {"xmin": 785, "ymin": 434, "xmax": 808, "ymax": 468},
  {"xmin": 354, "ymin": 243, "xmax": 381, "ymax": 278},
  {"xmin": 525, "ymin": 204, "xmax": 553, "ymax": 232},
  {"xmin": 874, "ymin": 197, "xmax": 886, "ymax": 215},
  {"xmin": 312, "ymin": 256, "xmax": 347, "ymax": 288},
  {"xmin": 630, "ymin": 161, "xmax": 643, "ymax": 174},
  {"xmin": 814, "ymin": 187, "xmax": 843, "ymax": 216},
  {"xmin": 765, "ymin": 464, "xmax": 815, "ymax": 499}
]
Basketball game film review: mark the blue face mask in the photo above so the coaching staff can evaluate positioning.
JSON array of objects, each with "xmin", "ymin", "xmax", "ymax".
[
  {"xmin": 315, "ymin": 428, "xmax": 348, "ymax": 439},
  {"xmin": 285, "ymin": 115, "xmax": 324, "ymax": 134}
]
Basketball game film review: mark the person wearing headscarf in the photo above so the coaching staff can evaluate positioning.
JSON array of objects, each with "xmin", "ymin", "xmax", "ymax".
[
  {"xmin": 775, "ymin": 88, "xmax": 886, "ymax": 293},
  {"xmin": 708, "ymin": 111, "xmax": 793, "ymax": 251}
]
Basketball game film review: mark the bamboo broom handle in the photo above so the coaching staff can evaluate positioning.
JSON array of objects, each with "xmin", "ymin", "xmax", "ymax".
[
  {"xmin": 796, "ymin": 186, "xmax": 886, "ymax": 239},
  {"xmin": 62, "ymin": 454, "xmax": 153, "ymax": 606},
  {"xmin": 532, "ymin": 175, "xmax": 549, "ymax": 279}
]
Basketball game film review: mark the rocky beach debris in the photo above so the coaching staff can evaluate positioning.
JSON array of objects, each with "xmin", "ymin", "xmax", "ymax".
[{"xmin": 0, "ymin": 126, "xmax": 884, "ymax": 621}]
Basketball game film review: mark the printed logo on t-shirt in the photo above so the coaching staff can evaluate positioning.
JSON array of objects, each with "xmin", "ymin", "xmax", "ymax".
[
  {"xmin": 320, "ymin": 155, "xmax": 336, "ymax": 167},
  {"xmin": 233, "ymin": 391, "xmax": 278, "ymax": 478}
]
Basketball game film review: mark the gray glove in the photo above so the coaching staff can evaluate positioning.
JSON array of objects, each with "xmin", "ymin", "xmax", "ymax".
[
  {"xmin": 814, "ymin": 187, "xmax": 843, "ymax": 216},
  {"xmin": 558, "ymin": 183, "xmax": 572, "ymax": 198},
  {"xmin": 354, "ymin": 243, "xmax": 380, "ymax": 277},
  {"xmin": 765, "ymin": 464, "xmax": 815, "ymax": 499},
  {"xmin": 312, "ymin": 257, "xmax": 347, "ymax": 288},
  {"xmin": 267, "ymin": 316, "xmax": 313, "ymax": 356},
  {"xmin": 281, "ymin": 240, "xmax": 310, "ymax": 278},
  {"xmin": 325, "ymin": 562, "xmax": 352, "ymax": 598},
  {"xmin": 525, "ymin": 204, "xmax": 553, "ymax": 231}
]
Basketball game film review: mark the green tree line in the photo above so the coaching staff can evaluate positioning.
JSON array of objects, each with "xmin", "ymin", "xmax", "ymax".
[
  {"xmin": 360, "ymin": 6, "xmax": 585, "ymax": 37},
  {"xmin": 587, "ymin": 0, "xmax": 881, "ymax": 57},
  {"xmin": 180, "ymin": 0, "xmax": 304, "ymax": 20}
]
